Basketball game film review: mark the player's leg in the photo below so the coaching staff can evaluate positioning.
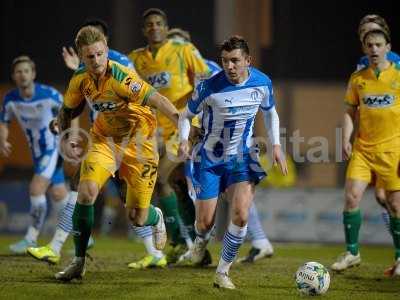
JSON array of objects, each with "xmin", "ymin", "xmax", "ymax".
[
  {"xmin": 28, "ymin": 162, "xmax": 80, "ymax": 263},
  {"xmin": 237, "ymin": 201, "xmax": 273, "ymax": 263},
  {"xmin": 214, "ymin": 181, "xmax": 254, "ymax": 290},
  {"xmin": 55, "ymin": 143, "xmax": 113, "ymax": 281},
  {"xmin": 122, "ymin": 159, "xmax": 167, "ymax": 269},
  {"xmin": 331, "ymin": 150, "xmax": 371, "ymax": 271},
  {"xmin": 191, "ymin": 197, "xmax": 218, "ymax": 264},
  {"xmin": 375, "ymin": 187, "xmax": 391, "ymax": 235},
  {"xmin": 157, "ymin": 154, "xmax": 185, "ymax": 248},
  {"xmin": 9, "ymin": 151, "xmax": 59, "ymax": 254},
  {"xmin": 331, "ymin": 179, "xmax": 368, "ymax": 271},
  {"xmin": 378, "ymin": 153, "xmax": 400, "ymax": 276},
  {"xmin": 99, "ymin": 178, "xmax": 122, "ymax": 235},
  {"xmin": 384, "ymin": 190, "xmax": 400, "ymax": 276},
  {"xmin": 173, "ymin": 163, "xmax": 196, "ymax": 245},
  {"xmin": 27, "ymin": 165, "xmax": 68, "ymax": 264}
]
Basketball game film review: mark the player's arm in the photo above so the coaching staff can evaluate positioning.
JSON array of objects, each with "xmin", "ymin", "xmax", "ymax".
[
  {"xmin": 57, "ymin": 101, "xmax": 86, "ymax": 133},
  {"xmin": 0, "ymin": 122, "xmax": 11, "ymax": 157},
  {"xmin": 342, "ymin": 77, "xmax": 359, "ymax": 160},
  {"xmin": 342, "ymin": 104, "xmax": 357, "ymax": 160},
  {"xmin": 178, "ymin": 108, "xmax": 195, "ymax": 159},
  {"xmin": 147, "ymin": 92, "xmax": 179, "ymax": 126},
  {"xmin": 262, "ymin": 106, "xmax": 287, "ymax": 175},
  {"xmin": 0, "ymin": 100, "xmax": 13, "ymax": 157}
]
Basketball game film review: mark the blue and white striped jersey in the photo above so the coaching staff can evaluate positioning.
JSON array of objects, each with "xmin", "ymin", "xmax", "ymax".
[
  {"xmin": 188, "ymin": 67, "xmax": 275, "ymax": 156},
  {"xmin": 1, "ymin": 83, "xmax": 62, "ymax": 158}
]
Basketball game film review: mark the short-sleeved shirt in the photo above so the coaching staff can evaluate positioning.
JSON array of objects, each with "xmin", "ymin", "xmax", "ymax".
[
  {"xmin": 64, "ymin": 60, "xmax": 156, "ymax": 139},
  {"xmin": 129, "ymin": 40, "xmax": 210, "ymax": 140},
  {"xmin": 345, "ymin": 62, "xmax": 400, "ymax": 152},
  {"xmin": 188, "ymin": 67, "xmax": 275, "ymax": 157},
  {"xmin": 1, "ymin": 83, "xmax": 62, "ymax": 158}
]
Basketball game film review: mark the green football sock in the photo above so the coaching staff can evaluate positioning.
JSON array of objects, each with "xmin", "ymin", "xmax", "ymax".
[
  {"xmin": 144, "ymin": 205, "xmax": 160, "ymax": 226},
  {"xmin": 177, "ymin": 193, "xmax": 196, "ymax": 241},
  {"xmin": 159, "ymin": 192, "xmax": 184, "ymax": 245},
  {"xmin": 72, "ymin": 203, "xmax": 94, "ymax": 257},
  {"xmin": 343, "ymin": 209, "xmax": 362, "ymax": 256},
  {"xmin": 389, "ymin": 217, "xmax": 400, "ymax": 260}
]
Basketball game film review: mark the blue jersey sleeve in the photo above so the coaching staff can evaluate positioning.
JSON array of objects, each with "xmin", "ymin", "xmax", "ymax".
[
  {"xmin": 0, "ymin": 96, "xmax": 13, "ymax": 123},
  {"xmin": 187, "ymin": 81, "xmax": 210, "ymax": 114},
  {"xmin": 260, "ymin": 83, "xmax": 275, "ymax": 111},
  {"xmin": 108, "ymin": 49, "xmax": 135, "ymax": 70}
]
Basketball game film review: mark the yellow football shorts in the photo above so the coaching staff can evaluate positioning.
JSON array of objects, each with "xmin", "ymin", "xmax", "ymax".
[
  {"xmin": 80, "ymin": 133, "xmax": 159, "ymax": 209},
  {"xmin": 346, "ymin": 150, "xmax": 400, "ymax": 191}
]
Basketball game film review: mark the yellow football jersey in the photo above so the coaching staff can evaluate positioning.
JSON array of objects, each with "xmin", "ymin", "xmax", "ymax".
[
  {"xmin": 128, "ymin": 40, "xmax": 210, "ymax": 139},
  {"xmin": 345, "ymin": 62, "xmax": 400, "ymax": 152},
  {"xmin": 64, "ymin": 60, "xmax": 157, "ymax": 139}
]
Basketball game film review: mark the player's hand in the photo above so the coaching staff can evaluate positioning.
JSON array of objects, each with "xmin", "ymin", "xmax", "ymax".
[
  {"xmin": 342, "ymin": 140, "xmax": 352, "ymax": 160},
  {"xmin": 60, "ymin": 139, "xmax": 82, "ymax": 163},
  {"xmin": 49, "ymin": 118, "xmax": 59, "ymax": 135},
  {"xmin": 62, "ymin": 46, "xmax": 80, "ymax": 71},
  {"xmin": 178, "ymin": 140, "xmax": 191, "ymax": 160},
  {"xmin": 0, "ymin": 141, "xmax": 12, "ymax": 157},
  {"xmin": 272, "ymin": 145, "xmax": 288, "ymax": 176}
]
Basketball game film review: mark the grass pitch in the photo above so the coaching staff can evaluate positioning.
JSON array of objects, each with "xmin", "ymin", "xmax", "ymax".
[{"xmin": 0, "ymin": 235, "xmax": 399, "ymax": 299}]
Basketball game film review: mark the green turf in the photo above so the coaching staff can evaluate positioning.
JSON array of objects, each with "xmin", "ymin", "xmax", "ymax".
[{"xmin": 0, "ymin": 235, "xmax": 399, "ymax": 299}]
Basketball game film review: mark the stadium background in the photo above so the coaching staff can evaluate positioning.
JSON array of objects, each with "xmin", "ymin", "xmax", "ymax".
[{"xmin": 0, "ymin": 0, "xmax": 397, "ymax": 243}]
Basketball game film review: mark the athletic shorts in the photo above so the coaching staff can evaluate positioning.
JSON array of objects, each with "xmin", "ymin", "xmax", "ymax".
[
  {"xmin": 346, "ymin": 150, "xmax": 400, "ymax": 191},
  {"xmin": 80, "ymin": 133, "xmax": 158, "ymax": 209},
  {"xmin": 33, "ymin": 150, "xmax": 65, "ymax": 184},
  {"xmin": 192, "ymin": 149, "xmax": 266, "ymax": 200}
]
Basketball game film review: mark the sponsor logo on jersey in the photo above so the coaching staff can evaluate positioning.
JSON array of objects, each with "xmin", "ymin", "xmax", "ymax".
[
  {"xmin": 228, "ymin": 105, "xmax": 255, "ymax": 114},
  {"xmin": 362, "ymin": 94, "xmax": 395, "ymax": 107},
  {"xmin": 92, "ymin": 101, "xmax": 118, "ymax": 112},
  {"xmin": 147, "ymin": 72, "xmax": 171, "ymax": 89},
  {"xmin": 224, "ymin": 97, "xmax": 233, "ymax": 104}
]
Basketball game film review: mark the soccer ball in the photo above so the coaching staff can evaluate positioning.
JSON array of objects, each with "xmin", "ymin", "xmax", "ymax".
[{"xmin": 295, "ymin": 262, "xmax": 330, "ymax": 296}]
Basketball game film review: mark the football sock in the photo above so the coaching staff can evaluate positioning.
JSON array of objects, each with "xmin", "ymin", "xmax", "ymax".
[
  {"xmin": 72, "ymin": 203, "xmax": 94, "ymax": 257},
  {"xmin": 159, "ymin": 192, "xmax": 183, "ymax": 245},
  {"xmin": 217, "ymin": 222, "xmax": 248, "ymax": 274},
  {"xmin": 25, "ymin": 194, "xmax": 47, "ymax": 242},
  {"xmin": 49, "ymin": 191, "xmax": 77, "ymax": 254},
  {"xmin": 343, "ymin": 209, "xmax": 361, "ymax": 256},
  {"xmin": 248, "ymin": 202, "xmax": 271, "ymax": 249},
  {"xmin": 389, "ymin": 216, "xmax": 400, "ymax": 260},
  {"xmin": 175, "ymin": 178, "xmax": 196, "ymax": 241},
  {"xmin": 142, "ymin": 235, "xmax": 164, "ymax": 258},
  {"xmin": 381, "ymin": 208, "xmax": 391, "ymax": 235},
  {"xmin": 143, "ymin": 205, "xmax": 160, "ymax": 226}
]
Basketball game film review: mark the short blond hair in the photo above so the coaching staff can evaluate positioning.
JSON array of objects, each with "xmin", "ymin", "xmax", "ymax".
[
  {"xmin": 75, "ymin": 26, "xmax": 107, "ymax": 53},
  {"xmin": 11, "ymin": 55, "xmax": 35, "ymax": 73}
]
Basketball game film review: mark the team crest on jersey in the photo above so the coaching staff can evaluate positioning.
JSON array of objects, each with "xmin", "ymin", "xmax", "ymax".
[
  {"xmin": 250, "ymin": 90, "xmax": 262, "ymax": 102},
  {"xmin": 130, "ymin": 81, "xmax": 142, "ymax": 92},
  {"xmin": 362, "ymin": 94, "xmax": 394, "ymax": 107}
]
